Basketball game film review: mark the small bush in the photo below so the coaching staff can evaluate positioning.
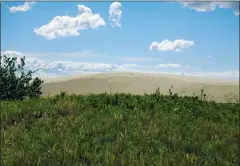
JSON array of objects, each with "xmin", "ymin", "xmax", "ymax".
[{"xmin": 55, "ymin": 100, "xmax": 79, "ymax": 116}]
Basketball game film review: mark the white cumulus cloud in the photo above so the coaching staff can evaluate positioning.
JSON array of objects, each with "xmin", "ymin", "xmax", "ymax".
[
  {"xmin": 9, "ymin": 1, "xmax": 36, "ymax": 13},
  {"xmin": 180, "ymin": 2, "xmax": 239, "ymax": 16},
  {"xmin": 109, "ymin": 2, "xmax": 122, "ymax": 27},
  {"xmin": 149, "ymin": 39, "xmax": 194, "ymax": 52},
  {"xmin": 34, "ymin": 5, "xmax": 105, "ymax": 40}
]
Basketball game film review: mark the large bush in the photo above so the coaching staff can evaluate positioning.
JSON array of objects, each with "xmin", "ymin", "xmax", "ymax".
[{"xmin": 0, "ymin": 55, "xmax": 44, "ymax": 100}]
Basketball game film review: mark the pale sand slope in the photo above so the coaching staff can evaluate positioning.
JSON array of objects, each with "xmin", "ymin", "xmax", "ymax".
[{"xmin": 41, "ymin": 72, "xmax": 239, "ymax": 102}]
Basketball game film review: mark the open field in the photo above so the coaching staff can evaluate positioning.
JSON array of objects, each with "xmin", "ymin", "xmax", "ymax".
[
  {"xmin": 1, "ymin": 72, "xmax": 239, "ymax": 165},
  {"xmin": 42, "ymin": 72, "xmax": 239, "ymax": 103},
  {"xmin": 1, "ymin": 92, "xmax": 239, "ymax": 165}
]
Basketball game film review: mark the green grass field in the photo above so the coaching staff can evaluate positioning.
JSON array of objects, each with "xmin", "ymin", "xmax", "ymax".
[{"xmin": 1, "ymin": 92, "xmax": 239, "ymax": 166}]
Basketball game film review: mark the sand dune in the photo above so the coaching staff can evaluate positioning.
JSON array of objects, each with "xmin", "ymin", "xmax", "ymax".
[{"xmin": 41, "ymin": 72, "xmax": 239, "ymax": 102}]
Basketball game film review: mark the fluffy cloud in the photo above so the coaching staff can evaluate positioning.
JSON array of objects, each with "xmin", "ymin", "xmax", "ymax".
[
  {"xmin": 109, "ymin": 2, "xmax": 122, "ymax": 27},
  {"xmin": 34, "ymin": 5, "xmax": 105, "ymax": 40},
  {"xmin": 180, "ymin": 2, "xmax": 239, "ymax": 16},
  {"xmin": 156, "ymin": 64, "xmax": 182, "ymax": 68},
  {"xmin": 9, "ymin": 1, "xmax": 36, "ymax": 13},
  {"xmin": 149, "ymin": 39, "xmax": 194, "ymax": 52}
]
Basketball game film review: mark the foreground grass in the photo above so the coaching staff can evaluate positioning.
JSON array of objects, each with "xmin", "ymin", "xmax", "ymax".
[{"xmin": 1, "ymin": 92, "xmax": 239, "ymax": 166}]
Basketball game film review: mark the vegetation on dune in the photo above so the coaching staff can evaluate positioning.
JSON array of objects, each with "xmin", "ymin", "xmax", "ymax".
[{"xmin": 1, "ymin": 91, "xmax": 239, "ymax": 165}]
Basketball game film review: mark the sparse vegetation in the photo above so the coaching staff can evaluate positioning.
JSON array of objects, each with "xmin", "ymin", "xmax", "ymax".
[
  {"xmin": 200, "ymin": 87, "xmax": 207, "ymax": 102},
  {"xmin": 1, "ymin": 91, "xmax": 239, "ymax": 165}
]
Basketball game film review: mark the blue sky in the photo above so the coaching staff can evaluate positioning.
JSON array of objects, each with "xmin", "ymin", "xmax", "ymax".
[{"xmin": 1, "ymin": 2, "xmax": 239, "ymax": 79}]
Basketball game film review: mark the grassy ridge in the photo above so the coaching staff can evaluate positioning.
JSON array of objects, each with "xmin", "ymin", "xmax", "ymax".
[{"xmin": 1, "ymin": 92, "xmax": 239, "ymax": 166}]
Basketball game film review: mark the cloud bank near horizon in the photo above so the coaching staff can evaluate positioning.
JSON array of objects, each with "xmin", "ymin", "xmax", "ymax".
[{"xmin": 1, "ymin": 50, "xmax": 238, "ymax": 80}]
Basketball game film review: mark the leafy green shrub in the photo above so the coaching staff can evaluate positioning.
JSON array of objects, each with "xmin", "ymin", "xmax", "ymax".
[{"xmin": 0, "ymin": 55, "xmax": 44, "ymax": 100}]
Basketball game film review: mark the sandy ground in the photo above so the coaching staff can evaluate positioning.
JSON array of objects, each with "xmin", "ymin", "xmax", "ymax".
[{"xmin": 41, "ymin": 72, "xmax": 239, "ymax": 103}]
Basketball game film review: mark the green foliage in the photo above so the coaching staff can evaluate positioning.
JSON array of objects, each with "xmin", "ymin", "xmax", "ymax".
[
  {"xmin": 0, "ymin": 55, "xmax": 44, "ymax": 100},
  {"xmin": 1, "ymin": 92, "xmax": 239, "ymax": 165}
]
